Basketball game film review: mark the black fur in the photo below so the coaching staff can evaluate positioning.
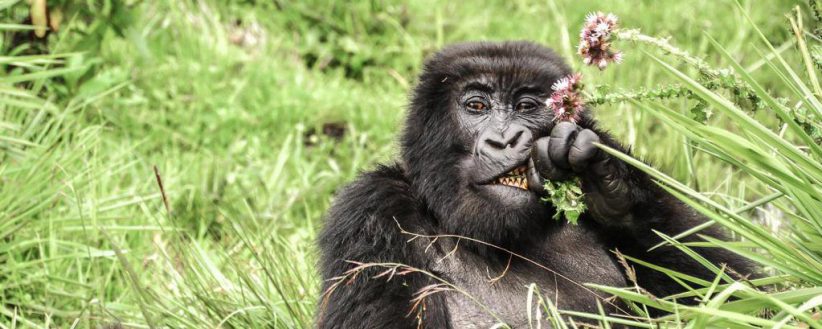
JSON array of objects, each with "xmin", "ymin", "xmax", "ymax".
[{"xmin": 317, "ymin": 41, "xmax": 752, "ymax": 328}]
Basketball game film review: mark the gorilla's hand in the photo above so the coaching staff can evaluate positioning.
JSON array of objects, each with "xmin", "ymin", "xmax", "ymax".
[{"xmin": 530, "ymin": 121, "xmax": 633, "ymax": 224}]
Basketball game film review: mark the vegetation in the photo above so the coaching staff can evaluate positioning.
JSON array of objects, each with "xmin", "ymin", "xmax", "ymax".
[{"xmin": 1, "ymin": 0, "xmax": 819, "ymax": 327}]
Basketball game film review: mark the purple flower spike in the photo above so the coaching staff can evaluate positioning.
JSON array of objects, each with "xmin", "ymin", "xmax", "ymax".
[
  {"xmin": 546, "ymin": 73, "xmax": 585, "ymax": 123},
  {"xmin": 578, "ymin": 12, "xmax": 623, "ymax": 70}
]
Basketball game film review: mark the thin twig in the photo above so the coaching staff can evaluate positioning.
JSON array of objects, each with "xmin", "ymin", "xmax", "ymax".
[
  {"xmin": 487, "ymin": 254, "xmax": 513, "ymax": 285},
  {"xmin": 393, "ymin": 218, "xmax": 630, "ymax": 315},
  {"xmin": 152, "ymin": 165, "xmax": 171, "ymax": 217},
  {"xmin": 321, "ymin": 261, "xmax": 510, "ymax": 327}
]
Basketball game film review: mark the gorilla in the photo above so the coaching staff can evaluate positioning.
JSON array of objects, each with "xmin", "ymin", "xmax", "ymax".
[{"xmin": 317, "ymin": 41, "xmax": 751, "ymax": 328}]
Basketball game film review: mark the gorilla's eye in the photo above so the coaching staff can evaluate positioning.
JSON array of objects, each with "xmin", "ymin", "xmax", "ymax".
[
  {"xmin": 465, "ymin": 99, "xmax": 488, "ymax": 112},
  {"xmin": 515, "ymin": 99, "xmax": 538, "ymax": 112}
]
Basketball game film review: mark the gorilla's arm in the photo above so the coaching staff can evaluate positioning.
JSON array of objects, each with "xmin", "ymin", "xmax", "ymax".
[
  {"xmin": 533, "ymin": 120, "xmax": 753, "ymax": 299},
  {"xmin": 316, "ymin": 165, "xmax": 450, "ymax": 329}
]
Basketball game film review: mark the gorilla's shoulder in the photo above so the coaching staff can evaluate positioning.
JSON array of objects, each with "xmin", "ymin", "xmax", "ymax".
[
  {"xmin": 319, "ymin": 163, "xmax": 429, "ymax": 272},
  {"xmin": 321, "ymin": 163, "xmax": 421, "ymax": 242},
  {"xmin": 330, "ymin": 163, "xmax": 417, "ymax": 215}
]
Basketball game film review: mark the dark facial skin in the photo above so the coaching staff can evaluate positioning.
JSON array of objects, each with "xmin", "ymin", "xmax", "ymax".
[{"xmin": 456, "ymin": 76, "xmax": 549, "ymax": 207}]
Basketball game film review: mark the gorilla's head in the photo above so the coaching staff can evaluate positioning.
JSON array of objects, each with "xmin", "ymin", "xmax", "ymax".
[{"xmin": 402, "ymin": 41, "xmax": 572, "ymax": 246}]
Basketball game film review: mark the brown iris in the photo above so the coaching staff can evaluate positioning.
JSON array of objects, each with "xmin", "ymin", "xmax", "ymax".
[{"xmin": 467, "ymin": 101, "xmax": 486, "ymax": 111}]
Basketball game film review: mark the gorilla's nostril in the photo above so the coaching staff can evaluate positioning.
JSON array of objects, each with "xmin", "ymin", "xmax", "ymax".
[
  {"xmin": 485, "ymin": 138, "xmax": 506, "ymax": 149},
  {"xmin": 478, "ymin": 126, "xmax": 532, "ymax": 153},
  {"xmin": 507, "ymin": 130, "xmax": 524, "ymax": 148}
]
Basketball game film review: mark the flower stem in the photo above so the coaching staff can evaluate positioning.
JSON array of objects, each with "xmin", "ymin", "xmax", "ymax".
[
  {"xmin": 615, "ymin": 29, "xmax": 725, "ymax": 79},
  {"xmin": 614, "ymin": 28, "xmax": 766, "ymax": 112},
  {"xmin": 585, "ymin": 84, "xmax": 694, "ymax": 105}
]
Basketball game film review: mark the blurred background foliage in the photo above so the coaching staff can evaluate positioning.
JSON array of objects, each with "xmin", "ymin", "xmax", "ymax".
[{"xmin": 0, "ymin": 0, "xmax": 817, "ymax": 328}]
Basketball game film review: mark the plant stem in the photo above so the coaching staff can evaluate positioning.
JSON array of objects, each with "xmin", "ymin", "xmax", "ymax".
[
  {"xmin": 615, "ymin": 28, "xmax": 766, "ymax": 112},
  {"xmin": 616, "ymin": 29, "xmax": 727, "ymax": 79},
  {"xmin": 586, "ymin": 84, "xmax": 694, "ymax": 105}
]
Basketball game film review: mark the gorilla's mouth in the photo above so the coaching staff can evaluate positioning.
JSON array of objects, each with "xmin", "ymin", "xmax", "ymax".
[{"xmin": 490, "ymin": 165, "xmax": 529, "ymax": 190}]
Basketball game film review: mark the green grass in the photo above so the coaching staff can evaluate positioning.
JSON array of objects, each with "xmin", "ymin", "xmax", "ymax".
[{"xmin": 1, "ymin": 0, "xmax": 820, "ymax": 327}]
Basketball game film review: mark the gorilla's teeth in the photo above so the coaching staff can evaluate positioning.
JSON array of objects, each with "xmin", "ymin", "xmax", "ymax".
[
  {"xmin": 492, "ymin": 175, "xmax": 528, "ymax": 190},
  {"xmin": 507, "ymin": 166, "xmax": 527, "ymax": 177}
]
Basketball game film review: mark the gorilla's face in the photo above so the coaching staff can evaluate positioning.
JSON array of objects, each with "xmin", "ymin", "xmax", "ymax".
[
  {"xmin": 455, "ymin": 74, "xmax": 550, "ymax": 209},
  {"xmin": 402, "ymin": 41, "xmax": 572, "ymax": 245}
]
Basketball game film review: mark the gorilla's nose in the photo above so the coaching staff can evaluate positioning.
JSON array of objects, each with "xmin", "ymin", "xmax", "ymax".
[{"xmin": 477, "ymin": 125, "xmax": 532, "ymax": 158}]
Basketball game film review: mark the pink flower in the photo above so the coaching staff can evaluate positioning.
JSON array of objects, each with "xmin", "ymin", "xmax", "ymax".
[
  {"xmin": 546, "ymin": 73, "xmax": 585, "ymax": 123},
  {"xmin": 578, "ymin": 12, "xmax": 623, "ymax": 70}
]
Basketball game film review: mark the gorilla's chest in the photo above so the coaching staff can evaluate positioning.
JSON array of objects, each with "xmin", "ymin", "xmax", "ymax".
[{"xmin": 430, "ymin": 225, "xmax": 626, "ymax": 328}]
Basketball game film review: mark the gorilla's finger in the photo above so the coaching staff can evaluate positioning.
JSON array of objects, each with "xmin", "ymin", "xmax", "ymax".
[
  {"xmin": 531, "ymin": 137, "xmax": 573, "ymax": 181},
  {"xmin": 568, "ymin": 129, "xmax": 601, "ymax": 172},
  {"xmin": 589, "ymin": 156, "xmax": 612, "ymax": 177},
  {"xmin": 585, "ymin": 190, "xmax": 633, "ymax": 226},
  {"xmin": 548, "ymin": 122, "xmax": 578, "ymax": 169},
  {"xmin": 526, "ymin": 158, "xmax": 546, "ymax": 195},
  {"xmin": 584, "ymin": 158, "xmax": 631, "ymax": 216}
]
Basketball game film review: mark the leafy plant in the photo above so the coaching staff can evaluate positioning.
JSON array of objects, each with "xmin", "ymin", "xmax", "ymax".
[{"xmin": 542, "ymin": 178, "xmax": 586, "ymax": 224}]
